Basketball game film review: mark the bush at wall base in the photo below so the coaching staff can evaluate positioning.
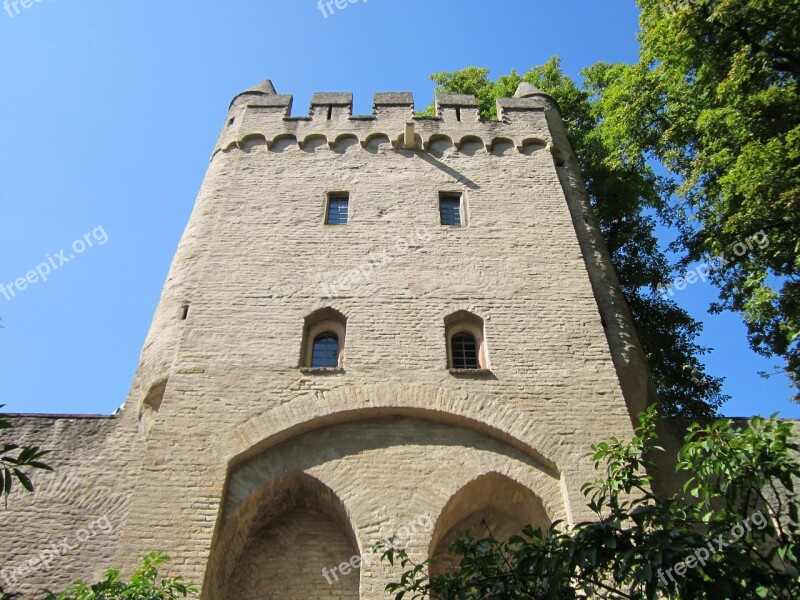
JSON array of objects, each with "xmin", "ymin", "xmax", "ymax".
[
  {"xmin": 41, "ymin": 553, "xmax": 197, "ymax": 600},
  {"xmin": 379, "ymin": 408, "xmax": 800, "ymax": 599}
]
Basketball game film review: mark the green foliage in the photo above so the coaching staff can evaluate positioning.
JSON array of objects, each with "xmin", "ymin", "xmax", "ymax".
[
  {"xmin": 42, "ymin": 553, "xmax": 197, "ymax": 600},
  {"xmin": 422, "ymin": 62, "xmax": 727, "ymax": 418},
  {"xmin": 593, "ymin": 0, "xmax": 800, "ymax": 395},
  {"xmin": 380, "ymin": 408, "xmax": 800, "ymax": 599},
  {"xmin": 0, "ymin": 405, "xmax": 52, "ymax": 509}
]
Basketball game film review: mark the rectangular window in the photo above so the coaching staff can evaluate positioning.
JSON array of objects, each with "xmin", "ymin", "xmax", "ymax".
[
  {"xmin": 326, "ymin": 194, "xmax": 349, "ymax": 225},
  {"xmin": 439, "ymin": 193, "xmax": 462, "ymax": 226}
]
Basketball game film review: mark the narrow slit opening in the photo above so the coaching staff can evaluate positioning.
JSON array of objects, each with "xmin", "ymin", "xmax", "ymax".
[{"xmin": 180, "ymin": 304, "xmax": 190, "ymax": 320}]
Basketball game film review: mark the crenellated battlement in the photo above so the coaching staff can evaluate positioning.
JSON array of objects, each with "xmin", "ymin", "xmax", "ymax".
[{"xmin": 214, "ymin": 79, "xmax": 563, "ymax": 159}]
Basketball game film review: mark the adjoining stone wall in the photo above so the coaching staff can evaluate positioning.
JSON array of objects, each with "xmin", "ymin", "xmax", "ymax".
[{"xmin": 0, "ymin": 415, "xmax": 140, "ymax": 596}]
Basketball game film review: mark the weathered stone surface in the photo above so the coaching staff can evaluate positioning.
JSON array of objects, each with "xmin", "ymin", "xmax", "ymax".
[{"xmin": 1, "ymin": 81, "xmax": 655, "ymax": 599}]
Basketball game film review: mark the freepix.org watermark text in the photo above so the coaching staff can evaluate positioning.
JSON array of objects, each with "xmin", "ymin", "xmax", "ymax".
[
  {"xmin": 0, "ymin": 515, "xmax": 113, "ymax": 586},
  {"xmin": 657, "ymin": 510, "xmax": 769, "ymax": 586},
  {"xmin": 657, "ymin": 229, "xmax": 769, "ymax": 299},
  {"xmin": 1, "ymin": 226, "xmax": 109, "ymax": 303},
  {"xmin": 3, "ymin": 0, "xmax": 53, "ymax": 20},
  {"xmin": 321, "ymin": 513, "xmax": 433, "ymax": 585},
  {"xmin": 317, "ymin": 0, "xmax": 369, "ymax": 18},
  {"xmin": 660, "ymin": 0, "xmax": 704, "ymax": 18},
  {"xmin": 319, "ymin": 226, "xmax": 431, "ymax": 298}
]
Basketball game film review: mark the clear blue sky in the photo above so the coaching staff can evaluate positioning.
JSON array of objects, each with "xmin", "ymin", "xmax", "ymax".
[{"xmin": 0, "ymin": 0, "xmax": 795, "ymax": 417}]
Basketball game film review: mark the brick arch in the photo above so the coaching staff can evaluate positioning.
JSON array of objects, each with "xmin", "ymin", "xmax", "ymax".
[
  {"xmin": 424, "ymin": 134, "xmax": 455, "ymax": 155},
  {"xmin": 488, "ymin": 137, "xmax": 516, "ymax": 156},
  {"xmin": 214, "ymin": 139, "xmax": 239, "ymax": 155},
  {"xmin": 212, "ymin": 414, "xmax": 567, "ymax": 599},
  {"xmin": 226, "ymin": 384, "xmax": 566, "ymax": 475},
  {"xmin": 269, "ymin": 133, "xmax": 298, "ymax": 152},
  {"xmin": 239, "ymin": 133, "xmax": 268, "ymax": 152},
  {"xmin": 209, "ymin": 401, "xmax": 572, "ymax": 599},
  {"xmin": 332, "ymin": 133, "xmax": 360, "ymax": 153},
  {"xmin": 203, "ymin": 471, "xmax": 360, "ymax": 600},
  {"xmin": 221, "ymin": 418, "xmax": 564, "ymax": 527},
  {"xmin": 456, "ymin": 135, "xmax": 486, "ymax": 155},
  {"xmin": 428, "ymin": 471, "xmax": 552, "ymax": 578},
  {"xmin": 362, "ymin": 132, "xmax": 392, "ymax": 153},
  {"xmin": 301, "ymin": 133, "xmax": 329, "ymax": 152},
  {"xmin": 519, "ymin": 137, "xmax": 548, "ymax": 154}
]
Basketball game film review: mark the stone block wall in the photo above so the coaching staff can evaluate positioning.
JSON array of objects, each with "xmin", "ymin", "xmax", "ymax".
[
  {"xmin": 1, "ymin": 81, "xmax": 654, "ymax": 600},
  {"xmin": 0, "ymin": 415, "xmax": 140, "ymax": 595}
]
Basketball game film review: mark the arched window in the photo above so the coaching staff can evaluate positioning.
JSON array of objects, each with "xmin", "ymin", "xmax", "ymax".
[
  {"xmin": 451, "ymin": 332, "xmax": 479, "ymax": 369},
  {"xmin": 300, "ymin": 307, "xmax": 346, "ymax": 370},
  {"xmin": 311, "ymin": 332, "xmax": 340, "ymax": 368},
  {"xmin": 444, "ymin": 311, "xmax": 489, "ymax": 371}
]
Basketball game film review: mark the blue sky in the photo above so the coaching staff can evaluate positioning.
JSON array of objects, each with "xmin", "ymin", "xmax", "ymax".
[{"xmin": 0, "ymin": 0, "xmax": 796, "ymax": 417}]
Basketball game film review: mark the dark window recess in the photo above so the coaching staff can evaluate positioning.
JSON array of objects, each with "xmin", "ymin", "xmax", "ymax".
[
  {"xmin": 228, "ymin": 117, "xmax": 235, "ymax": 126},
  {"xmin": 326, "ymin": 197, "xmax": 349, "ymax": 225},
  {"xmin": 440, "ymin": 195, "xmax": 462, "ymax": 226},
  {"xmin": 455, "ymin": 107, "xmax": 462, "ymax": 122},
  {"xmin": 180, "ymin": 304, "xmax": 190, "ymax": 320},
  {"xmin": 451, "ymin": 332, "xmax": 479, "ymax": 369},
  {"xmin": 311, "ymin": 332, "xmax": 339, "ymax": 368},
  {"xmin": 327, "ymin": 106, "xmax": 333, "ymax": 120}
]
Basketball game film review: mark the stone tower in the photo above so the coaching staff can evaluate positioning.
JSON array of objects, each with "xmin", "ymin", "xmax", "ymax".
[{"xmin": 1, "ymin": 80, "xmax": 655, "ymax": 599}]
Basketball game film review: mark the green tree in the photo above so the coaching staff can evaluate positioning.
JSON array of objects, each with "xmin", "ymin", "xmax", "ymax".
[
  {"xmin": 42, "ymin": 553, "xmax": 197, "ymax": 600},
  {"xmin": 379, "ymin": 408, "xmax": 800, "ymax": 599},
  {"xmin": 421, "ymin": 62, "xmax": 727, "ymax": 418},
  {"xmin": 589, "ymin": 0, "xmax": 800, "ymax": 397}
]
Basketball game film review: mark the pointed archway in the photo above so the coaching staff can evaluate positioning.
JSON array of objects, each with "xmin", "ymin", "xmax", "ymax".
[
  {"xmin": 205, "ymin": 471, "xmax": 360, "ymax": 600},
  {"xmin": 429, "ymin": 472, "xmax": 551, "ymax": 577}
]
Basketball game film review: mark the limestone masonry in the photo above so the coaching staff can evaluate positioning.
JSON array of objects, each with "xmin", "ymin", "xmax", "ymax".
[{"xmin": 2, "ymin": 80, "xmax": 662, "ymax": 599}]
